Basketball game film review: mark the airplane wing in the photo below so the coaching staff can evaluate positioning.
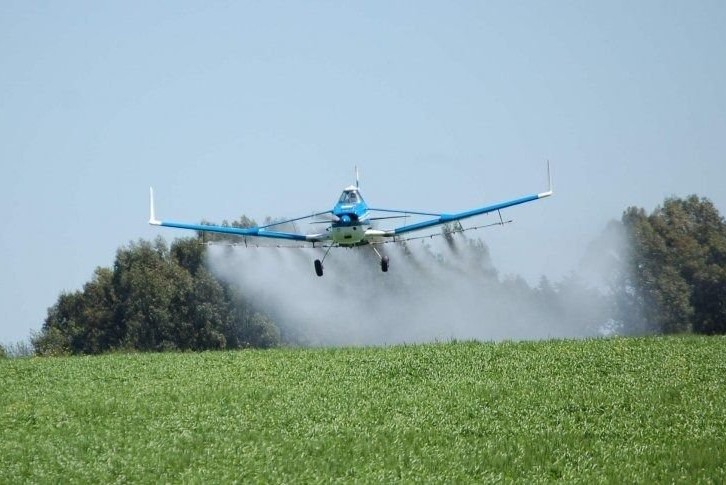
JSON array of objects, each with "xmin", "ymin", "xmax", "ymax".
[
  {"xmin": 370, "ymin": 163, "xmax": 553, "ymax": 237},
  {"xmin": 148, "ymin": 188, "xmax": 329, "ymax": 243}
]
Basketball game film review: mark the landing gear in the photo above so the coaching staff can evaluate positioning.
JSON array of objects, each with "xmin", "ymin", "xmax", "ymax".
[
  {"xmin": 313, "ymin": 244, "xmax": 390, "ymax": 276},
  {"xmin": 314, "ymin": 244, "xmax": 335, "ymax": 277},
  {"xmin": 372, "ymin": 245, "xmax": 389, "ymax": 273}
]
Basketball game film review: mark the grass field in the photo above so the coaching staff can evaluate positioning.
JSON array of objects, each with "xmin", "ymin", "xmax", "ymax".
[{"xmin": 2, "ymin": 337, "xmax": 725, "ymax": 482}]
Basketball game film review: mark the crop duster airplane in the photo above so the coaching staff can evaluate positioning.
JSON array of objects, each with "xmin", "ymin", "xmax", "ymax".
[{"xmin": 149, "ymin": 164, "xmax": 553, "ymax": 276}]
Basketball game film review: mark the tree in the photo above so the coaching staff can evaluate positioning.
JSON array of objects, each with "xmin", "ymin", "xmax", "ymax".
[
  {"xmin": 613, "ymin": 196, "xmax": 726, "ymax": 334},
  {"xmin": 34, "ymin": 235, "xmax": 281, "ymax": 355}
]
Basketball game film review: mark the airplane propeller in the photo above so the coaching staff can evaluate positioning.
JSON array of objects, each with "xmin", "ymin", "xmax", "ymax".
[{"xmin": 309, "ymin": 213, "xmax": 341, "ymax": 224}]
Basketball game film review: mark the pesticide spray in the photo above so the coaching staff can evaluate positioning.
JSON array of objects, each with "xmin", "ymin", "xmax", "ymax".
[{"xmin": 206, "ymin": 233, "xmax": 611, "ymax": 346}]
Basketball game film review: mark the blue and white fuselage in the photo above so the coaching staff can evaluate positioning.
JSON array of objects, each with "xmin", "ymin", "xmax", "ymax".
[{"xmin": 330, "ymin": 185, "xmax": 372, "ymax": 246}]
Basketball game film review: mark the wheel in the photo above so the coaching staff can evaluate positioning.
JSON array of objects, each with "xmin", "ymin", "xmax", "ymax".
[
  {"xmin": 381, "ymin": 256, "xmax": 389, "ymax": 272},
  {"xmin": 314, "ymin": 259, "xmax": 324, "ymax": 277}
]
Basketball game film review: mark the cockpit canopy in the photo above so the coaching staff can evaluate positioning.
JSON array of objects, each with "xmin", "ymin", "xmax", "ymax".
[{"xmin": 338, "ymin": 188, "xmax": 363, "ymax": 205}]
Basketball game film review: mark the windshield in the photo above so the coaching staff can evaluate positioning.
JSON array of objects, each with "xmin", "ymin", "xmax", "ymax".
[{"xmin": 338, "ymin": 190, "xmax": 359, "ymax": 204}]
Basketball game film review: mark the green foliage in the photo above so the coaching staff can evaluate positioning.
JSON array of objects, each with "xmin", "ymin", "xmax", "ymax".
[
  {"xmin": 617, "ymin": 196, "xmax": 726, "ymax": 334},
  {"xmin": 0, "ymin": 344, "xmax": 5, "ymax": 359},
  {"xmin": 33, "ymin": 236, "xmax": 280, "ymax": 355},
  {"xmin": 2, "ymin": 338, "xmax": 724, "ymax": 482}
]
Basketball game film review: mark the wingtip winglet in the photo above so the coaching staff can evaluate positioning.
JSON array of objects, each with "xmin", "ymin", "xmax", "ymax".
[
  {"xmin": 538, "ymin": 161, "xmax": 553, "ymax": 198},
  {"xmin": 149, "ymin": 187, "xmax": 161, "ymax": 225}
]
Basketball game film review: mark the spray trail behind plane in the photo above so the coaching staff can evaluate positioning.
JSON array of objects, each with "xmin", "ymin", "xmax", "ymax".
[{"xmin": 207, "ymin": 234, "xmax": 607, "ymax": 346}]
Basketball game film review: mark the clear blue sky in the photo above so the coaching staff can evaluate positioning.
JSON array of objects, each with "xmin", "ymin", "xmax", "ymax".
[{"xmin": 2, "ymin": 1, "xmax": 725, "ymax": 344}]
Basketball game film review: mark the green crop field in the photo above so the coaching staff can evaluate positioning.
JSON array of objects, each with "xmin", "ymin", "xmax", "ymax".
[{"xmin": 2, "ymin": 337, "xmax": 725, "ymax": 483}]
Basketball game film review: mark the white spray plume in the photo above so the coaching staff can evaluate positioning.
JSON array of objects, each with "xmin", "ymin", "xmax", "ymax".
[{"xmin": 206, "ymin": 234, "xmax": 608, "ymax": 347}]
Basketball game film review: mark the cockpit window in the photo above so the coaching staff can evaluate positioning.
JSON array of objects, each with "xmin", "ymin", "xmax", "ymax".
[{"xmin": 339, "ymin": 191, "xmax": 360, "ymax": 204}]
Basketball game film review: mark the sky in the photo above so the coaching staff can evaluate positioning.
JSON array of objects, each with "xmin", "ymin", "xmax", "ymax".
[{"xmin": 1, "ymin": 1, "xmax": 725, "ymax": 344}]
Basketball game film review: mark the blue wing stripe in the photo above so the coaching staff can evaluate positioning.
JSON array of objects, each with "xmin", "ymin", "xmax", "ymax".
[{"xmin": 393, "ymin": 193, "xmax": 540, "ymax": 235}]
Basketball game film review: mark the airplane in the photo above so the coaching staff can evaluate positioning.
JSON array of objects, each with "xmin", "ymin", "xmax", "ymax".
[{"xmin": 149, "ymin": 164, "xmax": 553, "ymax": 276}]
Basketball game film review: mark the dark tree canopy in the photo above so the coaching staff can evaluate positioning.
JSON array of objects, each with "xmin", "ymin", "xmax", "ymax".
[
  {"xmin": 615, "ymin": 195, "xmax": 726, "ymax": 335},
  {"xmin": 33, "ymin": 237, "xmax": 280, "ymax": 356}
]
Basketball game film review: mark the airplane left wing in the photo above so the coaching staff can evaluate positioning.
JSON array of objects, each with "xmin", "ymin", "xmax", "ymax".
[
  {"xmin": 374, "ymin": 162, "xmax": 553, "ymax": 237},
  {"xmin": 148, "ymin": 188, "xmax": 328, "ymax": 242}
]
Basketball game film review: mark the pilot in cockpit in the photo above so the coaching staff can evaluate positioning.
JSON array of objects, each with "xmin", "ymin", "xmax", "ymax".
[{"xmin": 339, "ymin": 190, "xmax": 360, "ymax": 204}]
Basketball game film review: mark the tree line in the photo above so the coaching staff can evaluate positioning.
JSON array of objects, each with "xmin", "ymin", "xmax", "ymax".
[
  {"xmin": 31, "ymin": 237, "xmax": 280, "ymax": 356},
  {"xmin": 23, "ymin": 194, "xmax": 726, "ymax": 356}
]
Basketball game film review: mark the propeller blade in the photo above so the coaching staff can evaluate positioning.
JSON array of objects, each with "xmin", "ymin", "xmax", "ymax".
[{"xmin": 309, "ymin": 214, "xmax": 340, "ymax": 224}]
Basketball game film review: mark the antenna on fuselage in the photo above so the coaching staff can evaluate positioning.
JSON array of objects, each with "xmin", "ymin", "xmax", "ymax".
[{"xmin": 355, "ymin": 165, "xmax": 359, "ymax": 188}]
